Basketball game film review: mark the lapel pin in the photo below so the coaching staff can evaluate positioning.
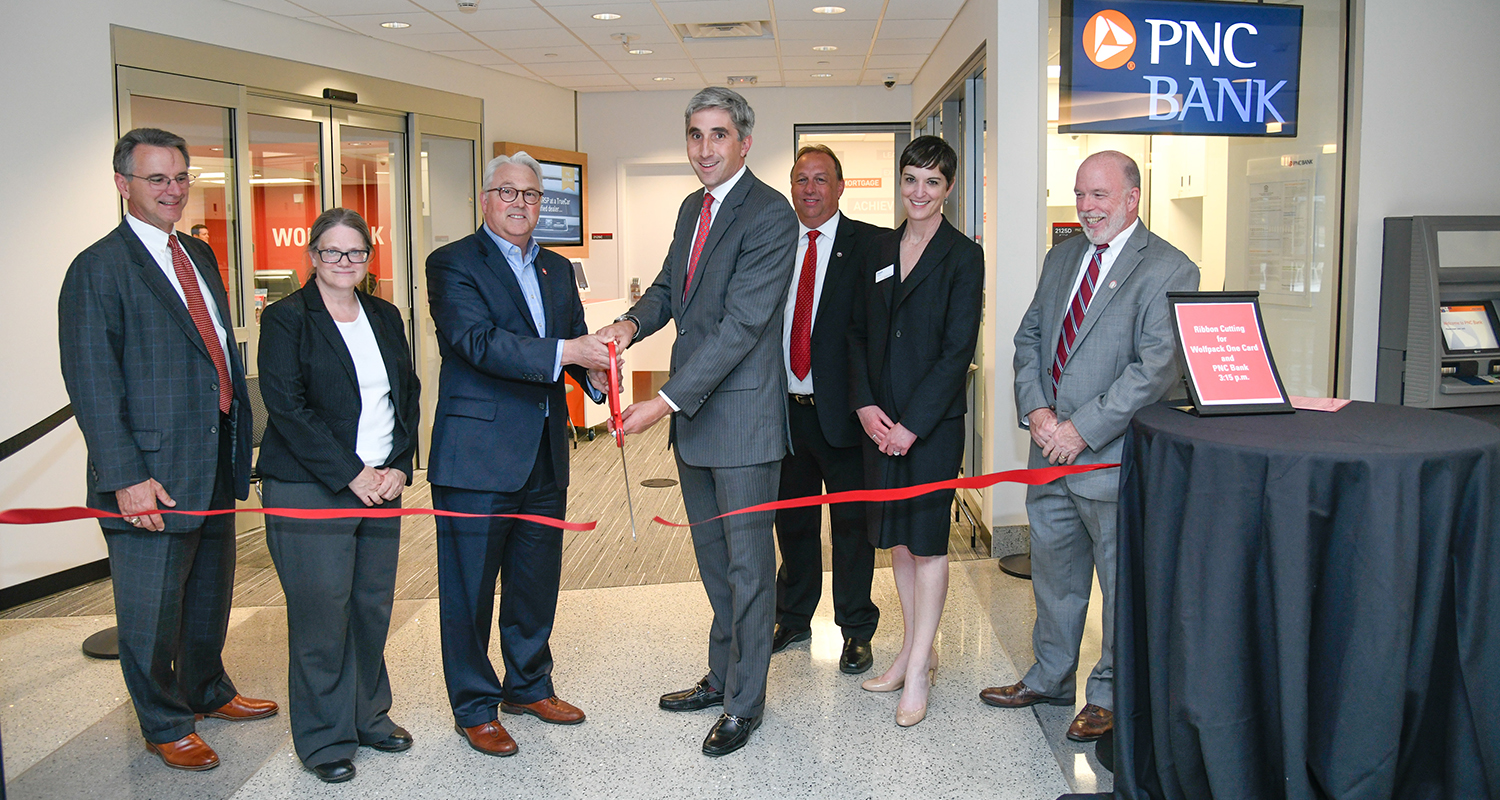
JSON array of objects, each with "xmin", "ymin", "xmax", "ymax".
[
  {"xmin": 836, "ymin": 252, "xmax": 843, "ymax": 258},
  {"xmin": 1108, "ymin": 280, "xmax": 1118, "ymax": 289}
]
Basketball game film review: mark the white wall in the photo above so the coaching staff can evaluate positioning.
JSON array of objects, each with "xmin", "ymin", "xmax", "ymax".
[
  {"xmin": 0, "ymin": 0, "xmax": 574, "ymax": 591},
  {"xmin": 1347, "ymin": 0, "xmax": 1500, "ymax": 399},
  {"xmin": 577, "ymin": 85, "xmax": 912, "ymax": 300}
]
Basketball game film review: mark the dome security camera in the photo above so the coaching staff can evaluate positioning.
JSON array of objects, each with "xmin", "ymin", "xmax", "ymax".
[
  {"xmin": 457, "ymin": 0, "xmax": 479, "ymax": 12},
  {"xmin": 883, "ymin": 75, "xmax": 896, "ymax": 89}
]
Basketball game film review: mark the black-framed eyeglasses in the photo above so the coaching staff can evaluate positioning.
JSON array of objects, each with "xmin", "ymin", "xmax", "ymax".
[
  {"xmin": 126, "ymin": 172, "xmax": 196, "ymax": 189},
  {"xmin": 315, "ymin": 249, "xmax": 371, "ymax": 264},
  {"xmin": 485, "ymin": 186, "xmax": 543, "ymax": 205}
]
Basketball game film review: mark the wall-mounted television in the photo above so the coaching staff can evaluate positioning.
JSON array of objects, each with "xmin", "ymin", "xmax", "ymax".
[{"xmin": 494, "ymin": 142, "xmax": 589, "ymax": 258}]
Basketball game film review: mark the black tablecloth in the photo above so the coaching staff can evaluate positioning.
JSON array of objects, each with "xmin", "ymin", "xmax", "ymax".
[{"xmin": 1115, "ymin": 401, "xmax": 1500, "ymax": 800}]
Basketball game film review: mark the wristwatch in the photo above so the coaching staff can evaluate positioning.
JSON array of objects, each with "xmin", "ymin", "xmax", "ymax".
[{"xmin": 613, "ymin": 313, "xmax": 642, "ymax": 344}]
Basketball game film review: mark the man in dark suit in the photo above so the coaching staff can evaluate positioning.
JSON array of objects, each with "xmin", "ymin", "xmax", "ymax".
[
  {"xmin": 984, "ymin": 150, "xmax": 1199, "ymax": 742},
  {"xmin": 769, "ymin": 145, "xmax": 885, "ymax": 674},
  {"xmin": 597, "ymin": 87, "xmax": 797, "ymax": 757},
  {"xmin": 57, "ymin": 128, "xmax": 278, "ymax": 772},
  {"xmin": 426, "ymin": 151, "xmax": 610, "ymax": 758}
]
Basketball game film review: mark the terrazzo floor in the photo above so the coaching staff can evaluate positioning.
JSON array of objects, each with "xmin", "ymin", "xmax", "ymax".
[{"xmin": 1, "ymin": 560, "xmax": 1111, "ymax": 799}]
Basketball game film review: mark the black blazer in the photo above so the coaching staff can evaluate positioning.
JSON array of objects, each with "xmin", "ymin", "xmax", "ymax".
[
  {"xmin": 803, "ymin": 214, "xmax": 889, "ymax": 449},
  {"xmin": 256, "ymin": 282, "xmax": 420, "ymax": 492},
  {"xmin": 59, "ymin": 220, "xmax": 253, "ymax": 530},
  {"xmin": 848, "ymin": 217, "xmax": 985, "ymax": 440}
]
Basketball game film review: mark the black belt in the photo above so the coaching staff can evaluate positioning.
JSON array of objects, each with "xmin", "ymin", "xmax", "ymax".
[{"xmin": 789, "ymin": 393, "xmax": 815, "ymax": 406}]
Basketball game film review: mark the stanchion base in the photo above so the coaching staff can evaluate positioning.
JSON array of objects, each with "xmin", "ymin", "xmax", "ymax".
[
  {"xmin": 82, "ymin": 626, "xmax": 120, "ymax": 660},
  {"xmin": 998, "ymin": 553, "xmax": 1032, "ymax": 580}
]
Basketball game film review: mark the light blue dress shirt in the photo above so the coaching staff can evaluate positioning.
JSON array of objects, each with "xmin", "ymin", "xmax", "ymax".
[{"xmin": 483, "ymin": 225, "xmax": 565, "ymax": 399}]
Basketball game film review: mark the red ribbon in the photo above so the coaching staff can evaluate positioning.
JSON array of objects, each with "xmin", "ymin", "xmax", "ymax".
[{"xmin": 0, "ymin": 463, "xmax": 1116, "ymax": 531}]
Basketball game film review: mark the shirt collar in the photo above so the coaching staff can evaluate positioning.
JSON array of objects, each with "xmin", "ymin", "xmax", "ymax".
[
  {"xmin": 798, "ymin": 210, "xmax": 841, "ymax": 242},
  {"xmin": 1101, "ymin": 217, "xmax": 1140, "ymax": 252},
  {"xmin": 125, "ymin": 212, "xmax": 174, "ymax": 254},
  {"xmin": 482, "ymin": 223, "xmax": 538, "ymax": 266},
  {"xmin": 706, "ymin": 164, "xmax": 748, "ymax": 206}
]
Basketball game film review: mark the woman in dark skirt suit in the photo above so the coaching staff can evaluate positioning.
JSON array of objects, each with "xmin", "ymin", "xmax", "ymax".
[
  {"xmin": 848, "ymin": 136, "xmax": 984, "ymax": 728},
  {"xmin": 257, "ymin": 208, "xmax": 420, "ymax": 782}
]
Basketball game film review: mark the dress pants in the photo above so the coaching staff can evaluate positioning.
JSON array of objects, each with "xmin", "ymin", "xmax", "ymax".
[
  {"xmin": 263, "ymin": 478, "xmax": 400, "ymax": 767},
  {"xmin": 1022, "ymin": 475, "xmax": 1117, "ymax": 710},
  {"xmin": 675, "ymin": 454, "xmax": 780, "ymax": 719},
  {"xmin": 434, "ymin": 429, "xmax": 565, "ymax": 729},
  {"xmin": 104, "ymin": 422, "xmax": 238, "ymax": 744},
  {"xmin": 774, "ymin": 400, "xmax": 878, "ymax": 639}
]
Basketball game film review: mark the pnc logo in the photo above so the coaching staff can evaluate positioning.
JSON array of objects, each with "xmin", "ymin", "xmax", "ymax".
[{"xmin": 1084, "ymin": 10, "xmax": 1137, "ymax": 70}]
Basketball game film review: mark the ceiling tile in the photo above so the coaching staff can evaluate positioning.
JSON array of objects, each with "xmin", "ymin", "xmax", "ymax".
[
  {"xmin": 773, "ymin": 19, "xmax": 877, "ymax": 41},
  {"xmin": 296, "ymin": 15, "xmax": 357, "ymax": 31},
  {"xmin": 544, "ymin": 1, "xmax": 669, "ymax": 26},
  {"xmin": 325, "ymin": 12, "xmax": 448, "ymax": 34},
  {"xmin": 882, "ymin": 0, "xmax": 965, "ymax": 21},
  {"xmin": 225, "ymin": 0, "xmax": 316, "ymax": 15},
  {"xmin": 526, "ymin": 61, "xmax": 619, "ymax": 77},
  {"xmin": 570, "ymin": 24, "xmax": 683, "ymax": 47},
  {"xmin": 690, "ymin": 56, "xmax": 783, "ymax": 74},
  {"xmin": 433, "ymin": 48, "xmax": 512, "ymax": 65},
  {"xmin": 775, "ymin": 0, "xmax": 885, "ymax": 22},
  {"xmin": 608, "ymin": 57, "xmax": 699, "ymax": 74},
  {"xmin": 779, "ymin": 54, "xmax": 865, "ymax": 70},
  {"xmin": 862, "ymin": 54, "xmax": 926, "ymax": 71},
  {"xmin": 869, "ymin": 38, "xmax": 937, "ymax": 56},
  {"xmin": 655, "ymin": 0, "xmax": 772, "ymax": 24},
  {"xmin": 679, "ymin": 38, "xmax": 778, "ymax": 58},
  {"xmin": 496, "ymin": 44, "xmax": 603, "ymax": 62},
  {"xmin": 295, "ymin": 0, "xmax": 421, "ymax": 14},
  {"xmin": 553, "ymin": 73, "xmax": 630, "ymax": 87},
  {"xmin": 876, "ymin": 18, "xmax": 952, "ymax": 39},
  {"xmin": 480, "ymin": 62, "xmax": 538, "ymax": 77},
  {"xmin": 624, "ymin": 72, "xmax": 701, "ymax": 85},
  {"xmin": 469, "ymin": 27, "xmax": 582, "ymax": 49},
  {"xmin": 430, "ymin": 7, "xmax": 560, "ymax": 31},
  {"xmin": 366, "ymin": 30, "xmax": 481, "ymax": 50}
]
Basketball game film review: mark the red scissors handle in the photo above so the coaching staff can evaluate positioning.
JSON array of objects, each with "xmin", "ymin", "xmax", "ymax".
[{"xmin": 607, "ymin": 341, "xmax": 624, "ymax": 446}]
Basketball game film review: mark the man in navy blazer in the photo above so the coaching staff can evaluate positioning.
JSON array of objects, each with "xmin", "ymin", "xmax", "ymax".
[
  {"xmin": 58, "ymin": 128, "xmax": 278, "ymax": 772},
  {"xmin": 426, "ymin": 151, "xmax": 609, "ymax": 757}
]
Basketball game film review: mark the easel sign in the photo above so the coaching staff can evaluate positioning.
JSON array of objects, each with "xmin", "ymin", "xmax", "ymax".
[{"xmin": 1168, "ymin": 292, "xmax": 1293, "ymax": 416}]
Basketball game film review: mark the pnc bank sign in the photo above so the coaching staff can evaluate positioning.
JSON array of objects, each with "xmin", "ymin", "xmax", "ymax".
[{"xmin": 1061, "ymin": 0, "xmax": 1303, "ymax": 137}]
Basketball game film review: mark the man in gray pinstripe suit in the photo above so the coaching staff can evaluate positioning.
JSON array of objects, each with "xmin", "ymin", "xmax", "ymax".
[{"xmin": 597, "ymin": 87, "xmax": 797, "ymax": 757}]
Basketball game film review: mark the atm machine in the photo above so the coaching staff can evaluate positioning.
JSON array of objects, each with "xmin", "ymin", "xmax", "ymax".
[{"xmin": 1378, "ymin": 215, "xmax": 1500, "ymax": 425}]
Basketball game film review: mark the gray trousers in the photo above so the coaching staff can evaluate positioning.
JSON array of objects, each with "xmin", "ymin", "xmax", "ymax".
[
  {"xmin": 1022, "ymin": 477, "xmax": 1117, "ymax": 711},
  {"xmin": 675, "ymin": 455, "xmax": 781, "ymax": 719},
  {"xmin": 263, "ymin": 478, "xmax": 400, "ymax": 767}
]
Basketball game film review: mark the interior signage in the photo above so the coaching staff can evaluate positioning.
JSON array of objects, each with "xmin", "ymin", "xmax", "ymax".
[
  {"xmin": 1061, "ymin": 0, "xmax": 1303, "ymax": 137},
  {"xmin": 1167, "ymin": 291, "xmax": 1292, "ymax": 415}
]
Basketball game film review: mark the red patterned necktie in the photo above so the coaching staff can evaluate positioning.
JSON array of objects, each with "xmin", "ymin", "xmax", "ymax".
[
  {"xmin": 1051, "ymin": 242, "xmax": 1109, "ymax": 395},
  {"xmin": 169, "ymin": 235, "xmax": 232, "ymax": 414},
  {"xmin": 789, "ymin": 230, "xmax": 820, "ymax": 380},
  {"xmin": 683, "ymin": 192, "xmax": 715, "ymax": 300}
]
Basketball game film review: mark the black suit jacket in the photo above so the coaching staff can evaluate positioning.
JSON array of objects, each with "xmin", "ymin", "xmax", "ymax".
[
  {"xmin": 255, "ymin": 282, "xmax": 420, "ymax": 491},
  {"xmin": 800, "ymin": 214, "xmax": 889, "ymax": 449},
  {"xmin": 58, "ymin": 220, "xmax": 253, "ymax": 530},
  {"xmin": 426, "ymin": 228, "xmax": 599, "ymax": 494},
  {"xmin": 848, "ymin": 218, "xmax": 985, "ymax": 439}
]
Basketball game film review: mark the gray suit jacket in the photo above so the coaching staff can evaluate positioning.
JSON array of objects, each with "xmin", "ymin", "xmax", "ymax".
[
  {"xmin": 58, "ymin": 220, "xmax": 253, "ymax": 530},
  {"xmin": 1013, "ymin": 222, "xmax": 1199, "ymax": 501},
  {"xmin": 626, "ymin": 168, "xmax": 798, "ymax": 468}
]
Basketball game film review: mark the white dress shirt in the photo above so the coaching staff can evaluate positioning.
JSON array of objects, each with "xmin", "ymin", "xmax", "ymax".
[
  {"xmin": 333, "ymin": 303, "xmax": 396, "ymax": 467},
  {"xmin": 782, "ymin": 212, "xmax": 842, "ymax": 394},
  {"xmin": 1065, "ymin": 217, "xmax": 1140, "ymax": 302},
  {"xmin": 125, "ymin": 214, "xmax": 232, "ymax": 363}
]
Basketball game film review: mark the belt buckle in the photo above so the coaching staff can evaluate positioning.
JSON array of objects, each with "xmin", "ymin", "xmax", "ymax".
[{"xmin": 790, "ymin": 393, "xmax": 815, "ymax": 406}]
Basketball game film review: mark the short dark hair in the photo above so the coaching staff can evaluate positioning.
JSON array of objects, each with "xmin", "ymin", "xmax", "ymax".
[
  {"xmin": 792, "ymin": 144, "xmax": 843, "ymax": 182},
  {"xmin": 685, "ymin": 87, "xmax": 754, "ymax": 139},
  {"xmin": 307, "ymin": 207, "xmax": 374, "ymax": 254},
  {"xmin": 190, "ymin": 224, "xmax": 208, "ymax": 235},
  {"xmin": 899, "ymin": 135, "xmax": 957, "ymax": 187},
  {"xmin": 114, "ymin": 128, "xmax": 191, "ymax": 176}
]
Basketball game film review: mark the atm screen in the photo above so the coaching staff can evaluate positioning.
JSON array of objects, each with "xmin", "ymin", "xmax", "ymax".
[{"xmin": 1439, "ymin": 302, "xmax": 1500, "ymax": 353}]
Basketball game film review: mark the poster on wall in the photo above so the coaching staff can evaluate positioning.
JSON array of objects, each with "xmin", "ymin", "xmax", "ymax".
[
  {"xmin": 1060, "ymin": 0, "xmax": 1304, "ymax": 137},
  {"xmin": 1245, "ymin": 154, "xmax": 1318, "ymax": 308}
]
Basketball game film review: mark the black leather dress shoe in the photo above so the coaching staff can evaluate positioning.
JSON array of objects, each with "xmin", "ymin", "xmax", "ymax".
[
  {"xmin": 364, "ymin": 725, "xmax": 413, "ymax": 752},
  {"xmin": 659, "ymin": 676, "xmax": 724, "ymax": 711},
  {"xmin": 771, "ymin": 623, "xmax": 812, "ymax": 653},
  {"xmin": 702, "ymin": 713, "xmax": 761, "ymax": 756},
  {"xmin": 312, "ymin": 758, "xmax": 355, "ymax": 783},
  {"xmin": 839, "ymin": 637, "xmax": 874, "ymax": 674}
]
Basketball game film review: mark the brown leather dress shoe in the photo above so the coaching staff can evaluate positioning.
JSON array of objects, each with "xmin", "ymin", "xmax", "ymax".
[
  {"xmin": 979, "ymin": 681, "xmax": 1073, "ymax": 708},
  {"xmin": 200, "ymin": 694, "xmax": 279, "ymax": 721},
  {"xmin": 146, "ymin": 733, "xmax": 220, "ymax": 771},
  {"xmin": 456, "ymin": 720, "xmax": 518, "ymax": 756},
  {"xmin": 1067, "ymin": 703, "xmax": 1114, "ymax": 742},
  {"xmin": 501, "ymin": 695, "xmax": 586, "ymax": 725}
]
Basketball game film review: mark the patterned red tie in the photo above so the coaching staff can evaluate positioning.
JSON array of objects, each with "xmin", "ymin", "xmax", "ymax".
[
  {"xmin": 169, "ymin": 235, "xmax": 233, "ymax": 414},
  {"xmin": 789, "ymin": 230, "xmax": 820, "ymax": 380},
  {"xmin": 683, "ymin": 192, "xmax": 715, "ymax": 300},
  {"xmin": 1051, "ymin": 243, "xmax": 1109, "ymax": 395}
]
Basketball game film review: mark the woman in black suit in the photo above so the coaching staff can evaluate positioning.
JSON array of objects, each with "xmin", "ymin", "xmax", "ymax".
[
  {"xmin": 849, "ymin": 136, "xmax": 984, "ymax": 728},
  {"xmin": 257, "ymin": 208, "xmax": 420, "ymax": 783}
]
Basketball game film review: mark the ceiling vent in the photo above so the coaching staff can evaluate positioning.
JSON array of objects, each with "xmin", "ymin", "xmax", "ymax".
[{"xmin": 676, "ymin": 21, "xmax": 769, "ymax": 39}]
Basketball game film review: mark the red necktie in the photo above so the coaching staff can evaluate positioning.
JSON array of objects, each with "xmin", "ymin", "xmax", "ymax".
[
  {"xmin": 789, "ymin": 230, "xmax": 820, "ymax": 380},
  {"xmin": 169, "ymin": 235, "xmax": 233, "ymax": 414},
  {"xmin": 683, "ymin": 192, "xmax": 714, "ymax": 300},
  {"xmin": 1051, "ymin": 243, "xmax": 1108, "ymax": 395}
]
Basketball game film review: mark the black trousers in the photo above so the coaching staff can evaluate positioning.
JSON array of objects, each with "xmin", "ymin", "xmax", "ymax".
[
  {"xmin": 773, "ymin": 400, "xmax": 879, "ymax": 640},
  {"xmin": 105, "ymin": 420, "xmax": 238, "ymax": 744}
]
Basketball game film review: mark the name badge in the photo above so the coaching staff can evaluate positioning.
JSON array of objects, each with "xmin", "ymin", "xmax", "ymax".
[{"xmin": 875, "ymin": 265, "xmax": 895, "ymax": 283}]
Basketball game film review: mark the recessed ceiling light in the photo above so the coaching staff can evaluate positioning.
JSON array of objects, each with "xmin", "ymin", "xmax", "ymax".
[
  {"xmin": 812, "ymin": 45, "xmax": 838, "ymax": 52},
  {"xmin": 812, "ymin": 72, "xmax": 833, "ymax": 78},
  {"xmin": 813, "ymin": 6, "xmax": 846, "ymax": 13},
  {"xmin": 380, "ymin": 21, "xmax": 410, "ymax": 28},
  {"xmin": 592, "ymin": 12, "xmax": 621, "ymax": 21},
  {"xmin": 628, "ymin": 48, "xmax": 653, "ymax": 55},
  {"xmin": 817, "ymin": 60, "xmax": 830, "ymax": 65},
  {"xmin": 653, "ymin": 76, "xmax": 674, "ymax": 81}
]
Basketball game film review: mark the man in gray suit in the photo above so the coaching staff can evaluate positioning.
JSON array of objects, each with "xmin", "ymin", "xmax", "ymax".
[
  {"xmin": 983, "ymin": 150, "xmax": 1198, "ymax": 742},
  {"xmin": 597, "ymin": 87, "xmax": 797, "ymax": 757},
  {"xmin": 59, "ymin": 128, "xmax": 278, "ymax": 772}
]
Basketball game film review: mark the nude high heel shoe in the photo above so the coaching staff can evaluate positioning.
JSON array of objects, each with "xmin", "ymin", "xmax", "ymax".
[
  {"xmin": 861, "ymin": 671, "xmax": 904, "ymax": 692},
  {"xmin": 894, "ymin": 649, "xmax": 940, "ymax": 727}
]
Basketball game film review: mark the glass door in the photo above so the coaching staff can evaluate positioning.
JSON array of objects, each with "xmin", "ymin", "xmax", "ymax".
[{"xmin": 336, "ymin": 111, "xmax": 410, "ymax": 311}]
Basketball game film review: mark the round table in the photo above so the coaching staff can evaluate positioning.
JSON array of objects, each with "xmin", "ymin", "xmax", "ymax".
[{"xmin": 1114, "ymin": 401, "xmax": 1500, "ymax": 800}]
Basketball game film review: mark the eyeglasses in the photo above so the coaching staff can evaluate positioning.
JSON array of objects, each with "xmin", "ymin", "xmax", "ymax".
[
  {"xmin": 315, "ymin": 249, "xmax": 371, "ymax": 264},
  {"xmin": 126, "ymin": 172, "xmax": 196, "ymax": 189},
  {"xmin": 485, "ymin": 186, "xmax": 543, "ymax": 205}
]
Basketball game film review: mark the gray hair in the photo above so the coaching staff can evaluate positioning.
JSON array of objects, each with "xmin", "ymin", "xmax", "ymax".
[
  {"xmin": 1085, "ymin": 150, "xmax": 1141, "ymax": 191},
  {"xmin": 307, "ymin": 207, "xmax": 373, "ymax": 253},
  {"xmin": 114, "ymin": 128, "xmax": 191, "ymax": 176},
  {"xmin": 483, "ymin": 151, "xmax": 544, "ymax": 188},
  {"xmin": 684, "ymin": 87, "xmax": 754, "ymax": 140}
]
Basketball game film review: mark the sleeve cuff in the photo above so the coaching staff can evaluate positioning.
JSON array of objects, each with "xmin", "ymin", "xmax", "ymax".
[
  {"xmin": 551, "ymin": 340, "xmax": 564, "ymax": 382},
  {"xmin": 657, "ymin": 390, "xmax": 680, "ymax": 412}
]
